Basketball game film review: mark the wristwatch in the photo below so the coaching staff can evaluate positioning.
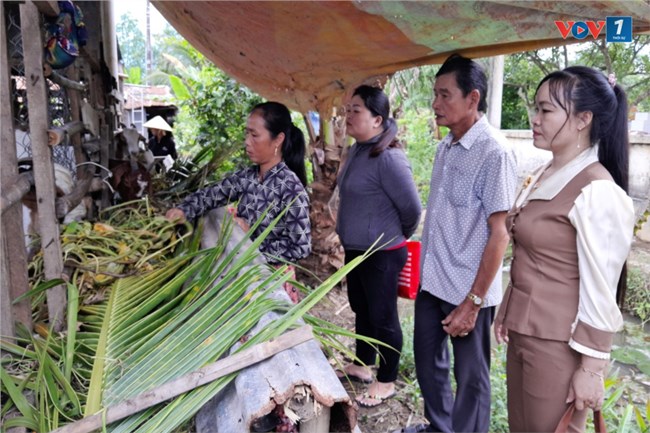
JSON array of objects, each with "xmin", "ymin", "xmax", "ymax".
[{"xmin": 466, "ymin": 292, "xmax": 483, "ymax": 307}]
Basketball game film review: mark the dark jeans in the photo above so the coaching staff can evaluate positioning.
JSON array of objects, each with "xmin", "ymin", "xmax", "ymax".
[
  {"xmin": 414, "ymin": 291, "xmax": 495, "ymax": 433},
  {"xmin": 344, "ymin": 247, "xmax": 407, "ymax": 383}
]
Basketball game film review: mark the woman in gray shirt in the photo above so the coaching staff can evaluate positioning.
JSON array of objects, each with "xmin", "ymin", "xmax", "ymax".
[{"xmin": 336, "ymin": 85, "xmax": 421, "ymax": 408}]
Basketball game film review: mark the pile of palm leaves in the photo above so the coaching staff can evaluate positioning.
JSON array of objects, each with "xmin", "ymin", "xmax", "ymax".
[{"xmin": 1, "ymin": 200, "xmax": 372, "ymax": 432}]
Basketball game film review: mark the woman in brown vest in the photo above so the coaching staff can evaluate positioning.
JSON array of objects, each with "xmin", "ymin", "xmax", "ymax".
[{"xmin": 494, "ymin": 66, "xmax": 635, "ymax": 432}]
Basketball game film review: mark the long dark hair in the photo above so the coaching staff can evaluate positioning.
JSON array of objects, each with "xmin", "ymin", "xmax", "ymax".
[
  {"xmin": 251, "ymin": 101, "xmax": 307, "ymax": 186},
  {"xmin": 536, "ymin": 66, "xmax": 629, "ymax": 192},
  {"xmin": 352, "ymin": 85, "xmax": 402, "ymax": 157},
  {"xmin": 536, "ymin": 66, "xmax": 630, "ymax": 305}
]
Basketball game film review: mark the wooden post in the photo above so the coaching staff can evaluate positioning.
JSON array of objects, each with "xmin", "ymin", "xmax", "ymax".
[
  {"xmin": 50, "ymin": 326, "xmax": 314, "ymax": 433},
  {"xmin": 65, "ymin": 64, "xmax": 87, "ymax": 178},
  {"xmin": 20, "ymin": 1, "xmax": 66, "ymax": 331},
  {"xmin": 1, "ymin": 0, "xmax": 32, "ymax": 336}
]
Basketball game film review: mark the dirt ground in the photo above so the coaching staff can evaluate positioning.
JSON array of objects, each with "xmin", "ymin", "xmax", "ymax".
[
  {"xmin": 311, "ymin": 286, "xmax": 425, "ymax": 433},
  {"xmin": 310, "ymin": 239, "xmax": 650, "ymax": 433}
]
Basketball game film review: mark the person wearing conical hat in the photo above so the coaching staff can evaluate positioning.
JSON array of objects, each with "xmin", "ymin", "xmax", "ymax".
[{"xmin": 144, "ymin": 115, "xmax": 178, "ymax": 160}]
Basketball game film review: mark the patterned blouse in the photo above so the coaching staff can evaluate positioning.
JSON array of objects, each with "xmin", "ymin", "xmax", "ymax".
[{"xmin": 177, "ymin": 162, "xmax": 311, "ymax": 264}]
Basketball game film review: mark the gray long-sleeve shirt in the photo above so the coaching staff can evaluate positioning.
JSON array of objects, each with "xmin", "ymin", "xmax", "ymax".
[{"xmin": 336, "ymin": 140, "xmax": 421, "ymax": 251}]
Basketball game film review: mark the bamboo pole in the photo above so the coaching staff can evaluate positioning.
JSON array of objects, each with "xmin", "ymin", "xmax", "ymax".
[
  {"xmin": 49, "ymin": 326, "xmax": 314, "ymax": 433},
  {"xmin": 1, "ymin": 0, "xmax": 32, "ymax": 335},
  {"xmin": 20, "ymin": 0, "xmax": 66, "ymax": 331}
]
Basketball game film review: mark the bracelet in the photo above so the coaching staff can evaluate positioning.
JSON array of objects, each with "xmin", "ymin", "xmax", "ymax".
[{"xmin": 580, "ymin": 365, "xmax": 604, "ymax": 378}]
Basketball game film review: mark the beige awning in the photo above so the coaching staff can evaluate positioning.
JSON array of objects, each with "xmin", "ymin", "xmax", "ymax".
[{"xmin": 152, "ymin": 1, "xmax": 650, "ymax": 113}]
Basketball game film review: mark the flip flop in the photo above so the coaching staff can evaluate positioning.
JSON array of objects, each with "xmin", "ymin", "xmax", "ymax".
[
  {"xmin": 391, "ymin": 424, "xmax": 431, "ymax": 433},
  {"xmin": 355, "ymin": 390, "xmax": 396, "ymax": 408},
  {"xmin": 335, "ymin": 369, "xmax": 373, "ymax": 384}
]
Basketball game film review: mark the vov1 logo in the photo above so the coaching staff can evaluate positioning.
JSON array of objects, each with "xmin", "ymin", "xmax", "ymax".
[
  {"xmin": 554, "ymin": 17, "xmax": 633, "ymax": 42},
  {"xmin": 554, "ymin": 20, "xmax": 605, "ymax": 39}
]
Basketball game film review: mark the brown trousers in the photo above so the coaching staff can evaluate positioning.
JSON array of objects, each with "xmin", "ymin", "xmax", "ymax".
[{"xmin": 507, "ymin": 331, "xmax": 588, "ymax": 432}]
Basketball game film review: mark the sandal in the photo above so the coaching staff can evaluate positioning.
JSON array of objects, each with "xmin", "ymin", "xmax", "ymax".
[{"xmin": 391, "ymin": 424, "xmax": 431, "ymax": 433}]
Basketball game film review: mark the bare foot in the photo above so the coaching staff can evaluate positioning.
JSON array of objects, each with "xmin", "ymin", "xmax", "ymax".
[
  {"xmin": 344, "ymin": 364, "xmax": 372, "ymax": 382},
  {"xmin": 356, "ymin": 381, "xmax": 396, "ymax": 408}
]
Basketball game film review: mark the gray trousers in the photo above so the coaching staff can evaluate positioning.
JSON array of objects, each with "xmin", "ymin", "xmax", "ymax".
[{"xmin": 414, "ymin": 291, "xmax": 495, "ymax": 433}]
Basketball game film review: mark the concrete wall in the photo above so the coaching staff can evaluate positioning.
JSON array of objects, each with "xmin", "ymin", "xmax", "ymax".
[{"xmin": 503, "ymin": 130, "xmax": 650, "ymax": 240}]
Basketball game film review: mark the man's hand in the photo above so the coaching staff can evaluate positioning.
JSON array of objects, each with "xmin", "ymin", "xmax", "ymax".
[{"xmin": 442, "ymin": 300, "xmax": 480, "ymax": 337}]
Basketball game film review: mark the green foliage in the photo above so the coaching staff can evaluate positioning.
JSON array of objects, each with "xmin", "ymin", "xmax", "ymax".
[
  {"xmin": 397, "ymin": 314, "xmax": 427, "ymax": 418},
  {"xmin": 574, "ymin": 36, "xmax": 650, "ymax": 111},
  {"xmin": 116, "ymin": 13, "xmax": 145, "ymax": 77},
  {"xmin": 388, "ymin": 65, "xmax": 440, "ymax": 113},
  {"xmin": 595, "ymin": 371, "xmax": 650, "ymax": 433},
  {"xmin": 635, "ymin": 208, "xmax": 650, "ymax": 237},
  {"xmin": 398, "ymin": 110, "xmax": 438, "ymax": 206},
  {"xmin": 489, "ymin": 344, "xmax": 510, "ymax": 433},
  {"xmin": 125, "ymin": 67, "xmax": 142, "ymax": 85},
  {"xmin": 500, "ymin": 85, "xmax": 529, "ymax": 130},
  {"xmin": 503, "ymin": 36, "xmax": 650, "ymax": 126},
  {"xmin": 2, "ymin": 205, "xmax": 376, "ymax": 432},
  {"xmin": 186, "ymin": 67, "xmax": 262, "ymax": 180},
  {"xmin": 625, "ymin": 267, "xmax": 650, "ymax": 325},
  {"xmin": 146, "ymin": 36, "xmax": 263, "ymax": 180}
]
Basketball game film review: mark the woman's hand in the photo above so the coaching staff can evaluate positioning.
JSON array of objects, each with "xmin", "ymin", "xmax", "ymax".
[
  {"xmin": 494, "ymin": 319, "xmax": 509, "ymax": 344},
  {"xmin": 227, "ymin": 206, "xmax": 250, "ymax": 232},
  {"xmin": 566, "ymin": 359, "xmax": 607, "ymax": 411},
  {"xmin": 165, "ymin": 208, "xmax": 186, "ymax": 224}
]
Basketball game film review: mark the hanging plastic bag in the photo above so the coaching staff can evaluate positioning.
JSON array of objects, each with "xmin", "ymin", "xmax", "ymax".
[{"xmin": 44, "ymin": 1, "xmax": 88, "ymax": 69}]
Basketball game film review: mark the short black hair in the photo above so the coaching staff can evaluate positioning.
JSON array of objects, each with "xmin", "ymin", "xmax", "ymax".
[{"xmin": 436, "ymin": 54, "xmax": 488, "ymax": 112}]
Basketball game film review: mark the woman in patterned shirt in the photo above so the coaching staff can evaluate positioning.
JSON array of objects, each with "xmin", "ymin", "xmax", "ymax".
[{"xmin": 165, "ymin": 102, "xmax": 312, "ymax": 301}]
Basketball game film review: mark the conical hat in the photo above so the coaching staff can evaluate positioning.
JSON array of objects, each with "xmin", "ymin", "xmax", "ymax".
[{"xmin": 143, "ymin": 115, "xmax": 172, "ymax": 132}]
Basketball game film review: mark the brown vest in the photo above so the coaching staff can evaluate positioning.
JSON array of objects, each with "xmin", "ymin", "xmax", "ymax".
[{"xmin": 500, "ymin": 162, "xmax": 612, "ymax": 342}]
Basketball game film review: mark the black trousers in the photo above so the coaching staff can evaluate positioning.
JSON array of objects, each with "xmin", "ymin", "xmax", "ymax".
[
  {"xmin": 414, "ymin": 291, "xmax": 495, "ymax": 433},
  {"xmin": 344, "ymin": 247, "xmax": 407, "ymax": 383}
]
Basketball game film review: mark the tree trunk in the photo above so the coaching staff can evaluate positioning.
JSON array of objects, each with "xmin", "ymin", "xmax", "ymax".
[{"xmin": 298, "ymin": 110, "xmax": 348, "ymax": 286}]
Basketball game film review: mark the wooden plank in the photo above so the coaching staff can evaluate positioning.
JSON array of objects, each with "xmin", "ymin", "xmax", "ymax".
[
  {"xmin": 32, "ymin": 0, "xmax": 59, "ymax": 17},
  {"xmin": 1, "ymin": 0, "xmax": 32, "ymax": 335},
  {"xmin": 50, "ymin": 326, "xmax": 314, "ymax": 433},
  {"xmin": 65, "ymin": 64, "xmax": 87, "ymax": 178},
  {"xmin": 20, "ymin": 1, "xmax": 66, "ymax": 331}
]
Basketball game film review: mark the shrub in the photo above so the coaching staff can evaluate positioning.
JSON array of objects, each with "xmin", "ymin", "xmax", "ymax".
[
  {"xmin": 625, "ymin": 266, "xmax": 650, "ymax": 325},
  {"xmin": 398, "ymin": 110, "xmax": 438, "ymax": 206}
]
